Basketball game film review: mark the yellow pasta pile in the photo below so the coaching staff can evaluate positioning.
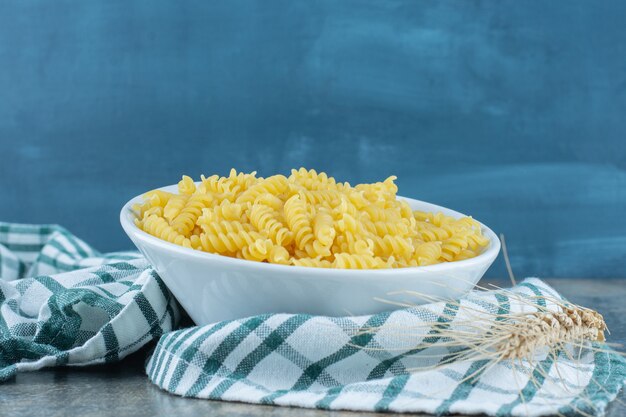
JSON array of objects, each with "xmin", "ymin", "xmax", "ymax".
[{"xmin": 133, "ymin": 168, "xmax": 489, "ymax": 269}]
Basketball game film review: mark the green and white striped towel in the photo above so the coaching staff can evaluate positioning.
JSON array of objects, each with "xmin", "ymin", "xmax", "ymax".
[
  {"xmin": 0, "ymin": 222, "xmax": 180, "ymax": 380},
  {"xmin": 146, "ymin": 283, "xmax": 626, "ymax": 417},
  {"xmin": 1, "ymin": 222, "xmax": 624, "ymax": 416}
]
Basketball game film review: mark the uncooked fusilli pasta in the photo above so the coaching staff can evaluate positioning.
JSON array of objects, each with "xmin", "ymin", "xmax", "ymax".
[{"xmin": 133, "ymin": 168, "xmax": 490, "ymax": 269}]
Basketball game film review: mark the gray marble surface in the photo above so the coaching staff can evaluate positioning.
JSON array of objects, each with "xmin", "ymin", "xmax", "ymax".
[{"xmin": 1, "ymin": 279, "xmax": 624, "ymax": 417}]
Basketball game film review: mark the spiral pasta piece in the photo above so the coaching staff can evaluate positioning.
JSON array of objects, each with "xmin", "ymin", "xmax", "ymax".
[
  {"xmin": 466, "ymin": 232, "xmax": 490, "ymax": 250},
  {"xmin": 163, "ymin": 194, "xmax": 189, "ymax": 222},
  {"xmin": 254, "ymin": 193, "xmax": 284, "ymax": 211},
  {"xmin": 291, "ymin": 257, "xmax": 333, "ymax": 268},
  {"xmin": 440, "ymin": 234, "xmax": 471, "ymax": 262},
  {"xmin": 304, "ymin": 240, "xmax": 332, "ymax": 258},
  {"xmin": 139, "ymin": 215, "xmax": 191, "ymax": 248},
  {"xmin": 133, "ymin": 189, "xmax": 174, "ymax": 217},
  {"xmin": 198, "ymin": 228, "xmax": 264, "ymax": 254},
  {"xmin": 454, "ymin": 249, "xmax": 478, "ymax": 261},
  {"xmin": 141, "ymin": 206, "xmax": 163, "ymax": 219},
  {"xmin": 294, "ymin": 188, "xmax": 342, "ymax": 207},
  {"xmin": 289, "ymin": 168, "xmax": 338, "ymax": 191},
  {"xmin": 413, "ymin": 242, "xmax": 443, "ymax": 266},
  {"xmin": 370, "ymin": 235, "xmax": 414, "ymax": 258},
  {"xmin": 197, "ymin": 216, "xmax": 254, "ymax": 236},
  {"xmin": 362, "ymin": 219, "xmax": 410, "ymax": 237},
  {"xmin": 236, "ymin": 175, "xmax": 289, "ymax": 204},
  {"xmin": 333, "ymin": 196, "xmax": 359, "ymax": 218},
  {"xmin": 171, "ymin": 193, "xmax": 213, "ymax": 236},
  {"xmin": 211, "ymin": 200, "xmax": 244, "ymax": 222},
  {"xmin": 363, "ymin": 204, "xmax": 402, "ymax": 222},
  {"xmin": 249, "ymin": 204, "xmax": 293, "ymax": 245},
  {"xmin": 283, "ymin": 195, "xmax": 314, "ymax": 250},
  {"xmin": 416, "ymin": 222, "xmax": 451, "ymax": 242},
  {"xmin": 225, "ymin": 169, "xmax": 258, "ymax": 194},
  {"xmin": 268, "ymin": 245, "xmax": 291, "ymax": 264},
  {"xmin": 199, "ymin": 174, "xmax": 231, "ymax": 194},
  {"xmin": 241, "ymin": 238, "xmax": 274, "ymax": 261},
  {"xmin": 356, "ymin": 176, "xmax": 398, "ymax": 202},
  {"xmin": 313, "ymin": 209, "xmax": 335, "ymax": 247},
  {"xmin": 178, "ymin": 175, "xmax": 197, "ymax": 195},
  {"xmin": 333, "ymin": 253, "xmax": 391, "ymax": 269},
  {"xmin": 333, "ymin": 232, "xmax": 374, "ymax": 256}
]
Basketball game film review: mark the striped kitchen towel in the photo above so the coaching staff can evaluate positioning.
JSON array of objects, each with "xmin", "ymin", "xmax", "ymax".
[
  {"xmin": 0, "ymin": 222, "xmax": 180, "ymax": 381},
  {"xmin": 146, "ymin": 279, "xmax": 625, "ymax": 417},
  {"xmin": 1, "ymin": 222, "xmax": 624, "ymax": 416}
]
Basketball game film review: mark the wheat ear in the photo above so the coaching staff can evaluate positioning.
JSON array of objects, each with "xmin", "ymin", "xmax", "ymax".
[{"xmin": 496, "ymin": 307, "xmax": 606, "ymax": 360}]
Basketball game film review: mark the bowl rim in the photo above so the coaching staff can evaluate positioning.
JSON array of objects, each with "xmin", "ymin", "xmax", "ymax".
[{"xmin": 120, "ymin": 183, "xmax": 501, "ymax": 276}]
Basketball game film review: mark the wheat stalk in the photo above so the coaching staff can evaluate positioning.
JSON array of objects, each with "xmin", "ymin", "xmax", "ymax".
[
  {"xmin": 496, "ymin": 307, "xmax": 606, "ymax": 361},
  {"xmin": 365, "ymin": 290, "xmax": 613, "ymax": 365}
]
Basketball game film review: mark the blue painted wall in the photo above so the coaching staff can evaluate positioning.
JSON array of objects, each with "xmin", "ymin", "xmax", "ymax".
[{"xmin": 1, "ymin": 1, "xmax": 625, "ymax": 278}]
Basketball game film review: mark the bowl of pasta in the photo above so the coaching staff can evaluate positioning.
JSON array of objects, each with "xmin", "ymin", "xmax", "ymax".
[{"xmin": 120, "ymin": 169, "xmax": 500, "ymax": 325}]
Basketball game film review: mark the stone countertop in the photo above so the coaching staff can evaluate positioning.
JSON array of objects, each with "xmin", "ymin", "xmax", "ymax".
[{"xmin": 1, "ymin": 279, "xmax": 625, "ymax": 417}]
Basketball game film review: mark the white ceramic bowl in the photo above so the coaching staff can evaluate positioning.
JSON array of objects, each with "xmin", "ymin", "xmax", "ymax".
[{"xmin": 120, "ymin": 185, "xmax": 500, "ymax": 325}]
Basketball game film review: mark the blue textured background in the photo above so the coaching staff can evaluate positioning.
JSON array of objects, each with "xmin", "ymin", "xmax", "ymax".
[{"xmin": 1, "ymin": 1, "xmax": 625, "ymax": 278}]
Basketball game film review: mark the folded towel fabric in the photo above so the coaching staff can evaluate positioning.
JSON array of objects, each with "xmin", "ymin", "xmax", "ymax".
[
  {"xmin": 145, "ymin": 280, "xmax": 625, "ymax": 417},
  {"xmin": 0, "ymin": 222, "xmax": 180, "ymax": 381},
  {"xmin": 1, "ymin": 222, "xmax": 624, "ymax": 416}
]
